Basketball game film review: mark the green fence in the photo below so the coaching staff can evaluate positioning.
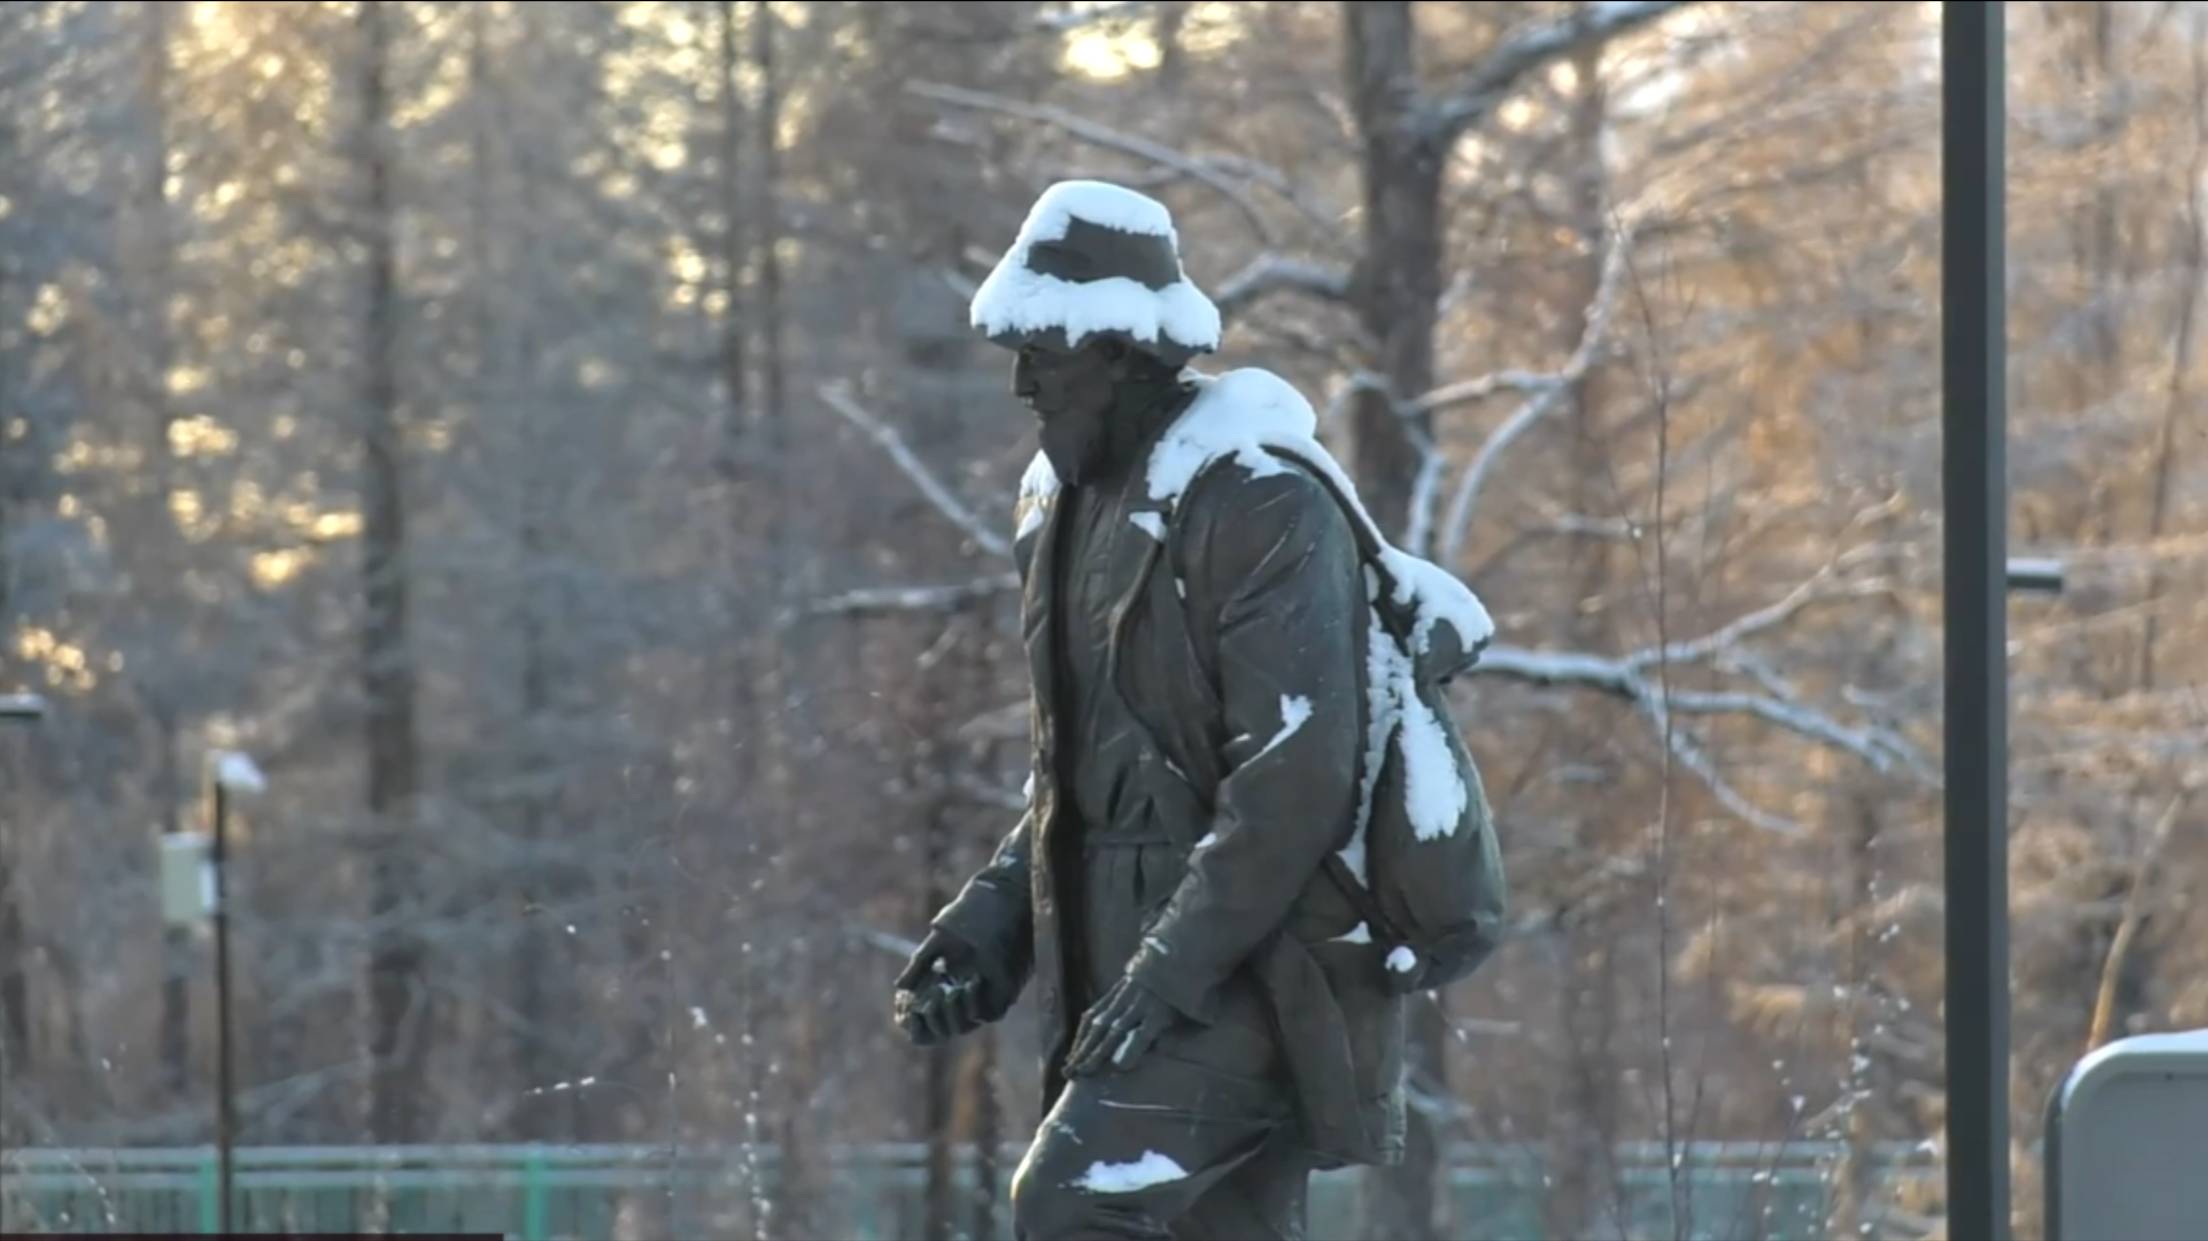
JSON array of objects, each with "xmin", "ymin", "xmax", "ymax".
[{"xmin": 1, "ymin": 1140, "xmax": 1936, "ymax": 1239}]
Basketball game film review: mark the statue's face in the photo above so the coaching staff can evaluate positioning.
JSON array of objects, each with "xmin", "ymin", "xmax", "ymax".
[{"xmin": 1014, "ymin": 337, "xmax": 1126, "ymax": 485}]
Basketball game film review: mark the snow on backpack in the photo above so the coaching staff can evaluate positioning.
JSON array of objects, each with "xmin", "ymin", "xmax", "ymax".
[{"xmin": 1148, "ymin": 369, "xmax": 1510, "ymax": 996}]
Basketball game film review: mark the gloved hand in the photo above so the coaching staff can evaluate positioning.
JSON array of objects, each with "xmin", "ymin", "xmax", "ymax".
[
  {"xmin": 1063, "ymin": 976, "xmax": 1178, "ymax": 1077},
  {"xmin": 892, "ymin": 928, "xmax": 1011, "ymax": 1047}
]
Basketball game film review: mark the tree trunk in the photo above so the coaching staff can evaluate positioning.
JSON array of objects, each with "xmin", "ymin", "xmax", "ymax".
[
  {"xmin": 1344, "ymin": 2, "xmax": 1444, "ymax": 548},
  {"xmin": 128, "ymin": 0, "xmax": 194, "ymax": 1109},
  {"xmin": 0, "ymin": 231, "xmax": 16, "ymax": 1095},
  {"xmin": 922, "ymin": 779, "xmax": 956, "ymax": 1241},
  {"xmin": 1343, "ymin": 8, "xmax": 1445, "ymax": 1234},
  {"xmin": 357, "ymin": 0, "xmax": 427, "ymax": 1145},
  {"xmin": 969, "ymin": 1027, "xmax": 1002, "ymax": 1241},
  {"xmin": 749, "ymin": 0, "xmax": 795, "ymax": 806},
  {"xmin": 2135, "ymin": 22, "xmax": 2204, "ymax": 690},
  {"xmin": 752, "ymin": 2, "xmax": 786, "ymax": 447},
  {"xmin": 0, "ymin": 844, "xmax": 30, "ymax": 1085},
  {"xmin": 717, "ymin": 0, "xmax": 751, "ymax": 472}
]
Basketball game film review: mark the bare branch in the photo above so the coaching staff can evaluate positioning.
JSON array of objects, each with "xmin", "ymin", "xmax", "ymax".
[
  {"xmin": 2085, "ymin": 791, "xmax": 2189, "ymax": 1051},
  {"xmin": 1647, "ymin": 709, "xmax": 1808, "ymax": 837},
  {"xmin": 1322, "ymin": 370, "xmax": 1389, "ymax": 428},
  {"xmin": 820, "ymin": 381, "xmax": 1010, "ymax": 559},
  {"xmin": 1469, "ymin": 640, "xmax": 1931, "ymax": 788},
  {"xmin": 1625, "ymin": 573, "xmax": 1892, "ymax": 671},
  {"xmin": 851, "ymin": 926, "xmax": 922, "ymax": 959},
  {"xmin": 957, "ymin": 699, "xmax": 1031, "ymax": 742},
  {"xmin": 1540, "ymin": 512, "xmax": 1640, "ymax": 540},
  {"xmin": 1417, "ymin": 1, "xmax": 1694, "ymax": 149},
  {"xmin": 1436, "ymin": 215, "xmax": 1641, "ymax": 565},
  {"xmin": 907, "ymin": 80, "xmax": 1276, "ymax": 243},
  {"xmin": 1436, "ymin": 383, "xmax": 1574, "ymax": 565},
  {"xmin": 1212, "ymin": 253, "xmax": 1352, "ymax": 317},
  {"xmin": 793, "ymin": 574, "xmax": 1021, "ymax": 623},
  {"xmin": 950, "ymin": 771, "xmax": 1028, "ymax": 812},
  {"xmin": 1402, "ymin": 431, "xmax": 1446, "ymax": 557},
  {"xmin": 1662, "ymin": 688, "xmax": 1932, "ymax": 780},
  {"xmin": 1413, "ymin": 368, "xmax": 1567, "ymax": 415}
]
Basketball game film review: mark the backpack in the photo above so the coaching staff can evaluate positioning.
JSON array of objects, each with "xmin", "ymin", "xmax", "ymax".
[{"xmin": 1169, "ymin": 445, "xmax": 1510, "ymax": 995}]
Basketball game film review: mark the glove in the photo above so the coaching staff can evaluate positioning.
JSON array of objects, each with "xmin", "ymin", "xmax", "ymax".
[
  {"xmin": 1063, "ymin": 976, "xmax": 1178, "ymax": 1077},
  {"xmin": 892, "ymin": 928, "xmax": 1011, "ymax": 1046}
]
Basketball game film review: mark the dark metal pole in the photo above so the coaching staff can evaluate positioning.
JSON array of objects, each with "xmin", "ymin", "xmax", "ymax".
[
  {"xmin": 213, "ymin": 779, "xmax": 235, "ymax": 1233},
  {"xmin": 1943, "ymin": 3, "xmax": 2010, "ymax": 1238}
]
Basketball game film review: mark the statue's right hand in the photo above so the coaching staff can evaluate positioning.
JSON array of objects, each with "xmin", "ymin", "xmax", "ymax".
[
  {"xmin": 893, "ymin": 929, "xmax": 987, "ymax": 1047},
  {"xmin": 895, "ymin": 928, "xmax": 975, "ymax": 993}
]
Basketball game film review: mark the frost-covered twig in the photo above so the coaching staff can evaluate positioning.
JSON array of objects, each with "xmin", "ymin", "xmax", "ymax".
[
  {"xmin": 1322, "ymin": 370, "xmax": 1389, "ymax": 429},
  {"xmin": 1411, "ymin": 368, "xmax": 1568, "ymax": 415},
  {"xmin": 1416, "ymin": 1, "xmax": 1694, "ymax": 148},
  {"xmin": 820, "ymin": 381, "xmax": 1010, "ymax": 559},
  {"xmin": 1434, "ymin": 215, "xmax": 1641, "ymax": 565},
  {"xmin": 1662, "ymin": 688, "xmax": 1930, "ymax": 780},
  {"xmin": 1626, "ymin": 571, "xmax": 1889, "ymax": 671},
  {"xmin": 907, "ymin": 81, "xmax": 1276, "ymax": 243},
  {"xmin": 852, "ymin": 926, "xmax": 921, "ymax": 960},
  {"xmin": 1402, "ymin": 429, "xmax": 1446, "ymax": 558},
  {"xmin": 1212, "ymin": 253, "xmax": 1352, "ymax": 317},
  {"xmin": 950, "ymin": 771, "xmax": 1027, "ymax": 812},
  {"xmin": 1469, "ymin": 639, "xmax": 1931, "ymax": 830},
  {"xmin": 795, "ymin": 574, "xmax": 1021, "ymax": 622}
]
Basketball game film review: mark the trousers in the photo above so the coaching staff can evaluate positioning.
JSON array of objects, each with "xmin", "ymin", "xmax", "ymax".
[{"xmin": 1009, "ymin": 1015, "xmax": 1312, "ymax": 1241}]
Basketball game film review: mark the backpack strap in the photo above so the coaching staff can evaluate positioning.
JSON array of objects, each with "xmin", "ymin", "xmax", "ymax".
[
  {"xmin": 1322, "ymin": 853, "xmax": 1409, "ymax": 948},
  {"xmin": 1249, "ymin": 444, "xmax": 1421, "ymax": 648}
]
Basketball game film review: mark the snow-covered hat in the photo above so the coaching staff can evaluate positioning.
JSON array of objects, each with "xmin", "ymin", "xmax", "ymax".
[{"xmin": 970, "ymin": 180, "xmax": 1222, "ymax": 368}]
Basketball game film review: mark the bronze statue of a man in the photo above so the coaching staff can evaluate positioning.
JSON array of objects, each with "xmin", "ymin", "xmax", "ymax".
[{"xmin": 892, "ymin": 180, "xmax": 1500, "ymax": 1241}]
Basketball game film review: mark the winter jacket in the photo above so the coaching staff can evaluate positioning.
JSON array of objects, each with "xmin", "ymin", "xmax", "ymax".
[{"xmin": 930, "ymin": 399, "xmax": 1408, "ymax": 1171}]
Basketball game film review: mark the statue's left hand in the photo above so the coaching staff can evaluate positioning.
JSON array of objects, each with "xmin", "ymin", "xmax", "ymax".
[{"xmin": 1064, "ymin": 976, "xmax": 1177, "ymax": 1077}]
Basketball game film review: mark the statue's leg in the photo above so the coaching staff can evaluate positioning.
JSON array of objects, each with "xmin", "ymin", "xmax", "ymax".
[
  {"xmin": 1166, "ymin": 1127, "xmax": 1312, "ymax": 1241},
  {"xmin": 1009, "ymin": 1041, "xmax": 1294, "ymax": 1241}
]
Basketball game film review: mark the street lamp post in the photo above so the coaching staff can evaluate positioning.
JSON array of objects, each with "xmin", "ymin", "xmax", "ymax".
[
  {"xmin": 208, "ymin": 750, "xmax": 265, "ymax": 1234},
  {"xmin": 1944, "ymin": 2, "xmax": 2011, "ymax": 1237}
]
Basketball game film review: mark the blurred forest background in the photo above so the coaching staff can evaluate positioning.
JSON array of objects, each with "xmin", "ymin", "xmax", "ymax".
[{"xmin": 2, "ymin": 1, "xmax": 2206, "ymax": 1238}]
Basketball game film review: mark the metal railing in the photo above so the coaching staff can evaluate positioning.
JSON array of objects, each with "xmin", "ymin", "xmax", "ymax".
[{"xmin": 2, "ymin": 1140, "xmax": 1939, "ymax": 1238}]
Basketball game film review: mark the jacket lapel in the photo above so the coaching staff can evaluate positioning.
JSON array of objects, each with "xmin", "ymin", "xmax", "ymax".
[{"xmin": 1021, "ymin": 489, "xmax": 1064, "ymax": 777}]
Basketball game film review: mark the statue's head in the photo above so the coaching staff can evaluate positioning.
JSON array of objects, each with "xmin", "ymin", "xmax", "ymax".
[{"xmin": 970, "ymin": 181, "xmax": 1220, "ymax": 482}]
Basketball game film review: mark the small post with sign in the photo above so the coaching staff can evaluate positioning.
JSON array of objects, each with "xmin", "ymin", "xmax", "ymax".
[
  {"xmin": 1, "ymin": 694, "xmax": 45, "ymax": 1105},
  {"xmin": 207, "ymin": 749, "xmax": 265, "ymax": 1234},
  {"xmin": 0, "ymin": 693, "xmax": 46, "ymax": 722}
]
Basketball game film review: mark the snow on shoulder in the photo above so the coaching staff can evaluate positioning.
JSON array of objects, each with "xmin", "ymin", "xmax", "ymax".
[
  {"xmin": 970, "ymin": 180, "xmax": 1221, "ymax": 357},
  {"xmin": 1145, "ymin": 368, "xmax": 1494, "ymax": 656}
]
